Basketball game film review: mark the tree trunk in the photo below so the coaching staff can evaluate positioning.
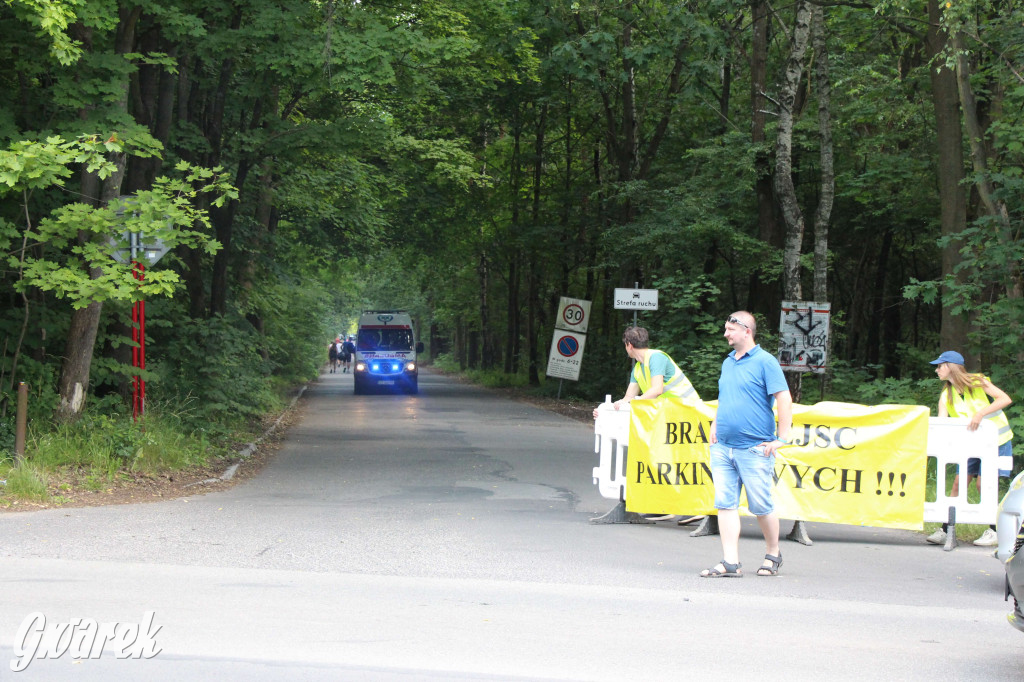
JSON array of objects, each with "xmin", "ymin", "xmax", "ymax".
[
  {"xmin": 619, "ymin": 14, "xmax": 637, "ymax": 186},
  {"xmin": 504, "ymin": 118, "xmax": 523, "ymax": 375},
  {"xmin": 775, "ymin": 0, "xmax": 812, "ymax": 304},
  {"xmin": 527, "ymin": 104, "xmax": 547, "ymax": 386},
  {"xmin": 56, "ymin": 300, "xmax": 103, "ymax": 421},
  {"xmin": 56, "ymin": 7, "xmax": 140, "ymax": 422},
  {"xmin": 467, "ymin": 330, "xmax": 479, "ymax": 369},
  {"xmin": 747, "ymin": 0, "xmax": 781, "ymax": 317},
  {"xmin": 429, "ymin": 322, "xmax": 440, "ymax": 363},
  {"xmin": 925, "ymin": 0, "xmax": 970, "ymax": 354},
  {"xmin": 775, "ymin": 0, "xmax": 812, "ymax": 404},
  {"xmin": 170, "ymin": 53, "xmax": 207, "ymax": 318},
  {"xmin": 477, "ymin": 251, "xmax": 492, "ymax": 370},
  {"xmin": 243, "ymin": 158, "xmax": 273, "ymax": 360},
  {"xmin": 205, "ymin": 9, "xmax": 245, "ymax": 317},
  {"xmin": 811, "ymin": 5, "xmax": 834, "ymax": 303},
  {"xmin": 865, "ymin": 228, "xmax": 892, "ymax": 369},
  {"xmin": 951, "ymin": 31, "xmax": 1021, "ymax": 302},
  {"xmin": 952, "ymin": 33, "xmax": 1010, "ymax": 233},
  {"xmin": 209, "ymin": 158, "xmax": 248, "ymax": 317},
  {"xmin": 240, "ymin": 88, "xmax": 277, "ymax": 357},
  {"xmin": 811, "ymin": 5, "xmax": 835, "ymax": 396}
]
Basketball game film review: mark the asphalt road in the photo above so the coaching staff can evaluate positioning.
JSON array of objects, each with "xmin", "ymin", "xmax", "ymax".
[{"xmin": 0, "ymin": 369, "xmax": 1021, "ymax": 681}]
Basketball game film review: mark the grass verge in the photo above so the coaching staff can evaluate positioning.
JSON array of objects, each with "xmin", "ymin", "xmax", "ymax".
[{"xmin": 0, "ymin": 401, "xmax": 252, "ymax": 508}]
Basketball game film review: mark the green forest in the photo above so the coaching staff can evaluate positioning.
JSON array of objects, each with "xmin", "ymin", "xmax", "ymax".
[{"xmin": 2, "ymin": 0, "xmax": 1022, "ymax": 485}]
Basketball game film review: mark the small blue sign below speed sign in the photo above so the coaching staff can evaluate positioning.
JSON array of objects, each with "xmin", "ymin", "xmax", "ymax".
[
  {"xmin": 547, "ymin": 329, "xmax": 586, "ymax": 381},
  {"xmin": 557, "ymin": 335, "xmax": 580, "ymax": 357}
]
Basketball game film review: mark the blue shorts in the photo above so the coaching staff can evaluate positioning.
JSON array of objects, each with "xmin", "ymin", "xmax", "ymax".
[
  {"xmin": 968, "ymin": 441, "xmax": 1013, "ymax": 477},
  {"xmin": 710, "ymin": 442, "xmax": 776, "ymax": 516}
]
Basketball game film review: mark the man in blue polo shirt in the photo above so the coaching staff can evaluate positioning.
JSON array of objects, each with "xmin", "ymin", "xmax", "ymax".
[{"xmin": 699, "ymin": 311, "xmax": 793, "ymax": 578}]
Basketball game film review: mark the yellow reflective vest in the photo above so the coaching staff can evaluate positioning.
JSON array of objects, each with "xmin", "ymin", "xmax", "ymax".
[
  {"xmin": 941, "ymin": 381, "xmax": 1013, "ymax": 446},
  {"xmin": 632, "ymin": 351, "xmax": 701, "ymax": 405}
]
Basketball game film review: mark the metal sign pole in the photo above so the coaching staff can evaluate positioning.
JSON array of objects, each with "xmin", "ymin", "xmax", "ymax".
[
  {"xmin": 631, "ymin": 282, "xmax": 638, "ymax": 374},
  {"xmin": 633, "ymin": 281, "xmax": 638, "ymax": 328}
]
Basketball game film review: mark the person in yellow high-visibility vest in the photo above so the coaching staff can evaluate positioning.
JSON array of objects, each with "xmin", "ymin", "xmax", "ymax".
[
  {"xmin": 592, "ymin": 326, "xmax": 701, "ymax": 418},
  {"xmin": 592, "ymin": 326, "xmax": 703, "ymax": 523},
  {"xmin": 927, "ymin": 350, "xmax": 1015, "ymax": 547}
]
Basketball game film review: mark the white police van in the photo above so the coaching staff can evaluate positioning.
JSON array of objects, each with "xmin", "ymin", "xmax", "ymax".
[{"xmin": 353, "ymin": 310, "xmax": 424, "ymax": 395}]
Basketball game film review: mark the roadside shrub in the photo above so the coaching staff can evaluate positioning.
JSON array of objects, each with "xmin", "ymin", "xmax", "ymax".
[
  {"xmin": 1, "ymin": 461, "xmax": 47, "ymax": 499},
  {"xmin": 153, "ymin": 313, "xmax": 280, "ymax": 428},
  {"xmin": 25, "ymin": 400, "xmax": 223, "ymax": 479},
  {"xmin": 849, "ymin": 375, "xmax": 937, "ymax": 410}
]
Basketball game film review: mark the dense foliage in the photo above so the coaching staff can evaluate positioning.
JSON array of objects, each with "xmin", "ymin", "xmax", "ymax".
[{"xmin": 1, "ymin": 0, "xmax": 1022, "ymax": 473}]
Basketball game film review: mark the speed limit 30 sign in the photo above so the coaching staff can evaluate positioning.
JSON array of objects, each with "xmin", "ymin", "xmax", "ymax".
[{"xmin": 555, "ymin": 297, "xmax": 591, "ymax": 333}]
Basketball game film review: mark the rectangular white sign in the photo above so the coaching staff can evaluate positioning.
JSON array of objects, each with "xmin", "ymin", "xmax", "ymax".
[
  {"xmin": 546, "ymin": 330, "xmax": 587, "ymax": 381},
  {"xmin": 555, "ymin": 297, "xmax": 592, "ymax": 333},
  {"xmin": 778, "ymin": 301, "xmax": 831, "ymax": 373},
  {"xmin": 613, "ymin": 288, "xmax": 658, "ymax": 310}
]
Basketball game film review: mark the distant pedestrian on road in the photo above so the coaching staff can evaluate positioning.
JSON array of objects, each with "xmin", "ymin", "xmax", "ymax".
[
  {"xmin": 328, "ymin": 338, "xmax": 342, "ymax": 373},
  {"xmin": 341, "ymin": 337, "xmax": 356, "ymax": 373},
  {"xmin": 700, "ymin": 311, "xmax": 792, "ymax": 578},
  {"xmin": 926, "ymin": 350, "xmax": 1014, "ymax": 548}
]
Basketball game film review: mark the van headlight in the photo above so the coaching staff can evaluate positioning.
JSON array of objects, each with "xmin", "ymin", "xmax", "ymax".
[
  {"xmin": 406, "ymin": 362, "xmax": 416, "ymax": 372},
  {"xmin": 355, "ymin": 362, "xmax": 366, "ymax": 372}
]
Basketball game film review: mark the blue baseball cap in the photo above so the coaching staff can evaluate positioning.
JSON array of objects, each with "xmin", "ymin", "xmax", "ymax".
[{"xmin": 930, "ymin": 350, "xmax": 965, "ymax": 365}]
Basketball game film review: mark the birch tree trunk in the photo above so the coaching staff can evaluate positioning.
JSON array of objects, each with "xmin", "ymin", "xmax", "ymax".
[
  {"xmin": 812, "ymin": 5, "xmax": 835, "ymax": 398},
  {"xmin": 775, "ymin": 0, "xmax": 812, "ymax": 308},
  {"xmin": 774, "ymin": 1, "xmax": 812, "ymax": 405},
  {"xmin": 811, "ymin": 6, "xmax": 834, "ymax": 303}
]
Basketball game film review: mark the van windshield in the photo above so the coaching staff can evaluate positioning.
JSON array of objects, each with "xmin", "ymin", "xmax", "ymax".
[{"xmin": 358, "ymin": 328, "xmax": 413, "ymax": 352}]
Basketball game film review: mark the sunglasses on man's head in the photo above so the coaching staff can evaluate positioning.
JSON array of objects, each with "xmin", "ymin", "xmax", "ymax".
[{"xmin": 726, "ymin": 316, "xmax": 750, "ymax": 330}]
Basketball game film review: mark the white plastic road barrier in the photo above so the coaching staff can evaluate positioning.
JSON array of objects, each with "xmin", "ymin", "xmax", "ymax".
[
  {"xmin": 923, "ymin": 417, "xmax": 999, "ymax": 526},
  {"xmin": 592, "ymin": 396, "xmax": 631, "ymax": 501}
]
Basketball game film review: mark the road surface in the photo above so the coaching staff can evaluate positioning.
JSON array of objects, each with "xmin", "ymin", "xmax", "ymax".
[{"xmin": 0, "ymin": 370, "xmax": 1020, "ymax": 680}]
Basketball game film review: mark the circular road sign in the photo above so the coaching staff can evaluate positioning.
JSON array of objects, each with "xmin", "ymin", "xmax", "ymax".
[
  {"xmin": 556, "ymin": 335, "xmax": 580, "ymax": 357},
  {"xmin": 562, "ymin": 303, "xmax": 585, "ymax": 327}
]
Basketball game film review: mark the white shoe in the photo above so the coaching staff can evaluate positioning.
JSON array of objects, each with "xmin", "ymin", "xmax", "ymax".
[
  {"xmin": 926, "ymin": 529, "xmax": 947, "ymax": 545},
  {"xmin": 974, "ymin": 528, "xmax": 998, "ymax": 546}
]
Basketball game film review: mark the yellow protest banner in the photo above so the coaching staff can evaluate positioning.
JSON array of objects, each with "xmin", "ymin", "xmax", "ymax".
[{"xmin": 625, "ymin": 397, "xmax": 929, "ymax": 530}]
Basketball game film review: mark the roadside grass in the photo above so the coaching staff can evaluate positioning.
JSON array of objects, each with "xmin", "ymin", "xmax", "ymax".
[
  {"xmin": 428, "ymin": 359, "xmax": 596, "ymax": 419},
  {"xmin": 0, "ymin": 402, "xmax": 231, "ymax": 506},
  {"xmin": 432, "ymin": 355, "xmax": 531, "ymax": 389},
  {"xmin": 1, "ymin": 461, "xmax": 48, "ymax": 500}
]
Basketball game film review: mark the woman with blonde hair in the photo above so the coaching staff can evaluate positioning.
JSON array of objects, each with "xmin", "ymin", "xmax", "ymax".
[{"xmin": 926, "ymin": 350, "xmax": 1014, "ymax": 547}]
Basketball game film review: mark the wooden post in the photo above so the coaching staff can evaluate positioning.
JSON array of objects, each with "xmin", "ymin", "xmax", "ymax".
[{"xmin": 15, "ymin": 382, "xmax": 27, "ymax": 463}]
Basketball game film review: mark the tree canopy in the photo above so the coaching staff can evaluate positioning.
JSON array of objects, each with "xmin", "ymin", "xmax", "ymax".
[{"xmin": 1, "ymin": 0, "xmax": 1022, "ymax": 462}]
